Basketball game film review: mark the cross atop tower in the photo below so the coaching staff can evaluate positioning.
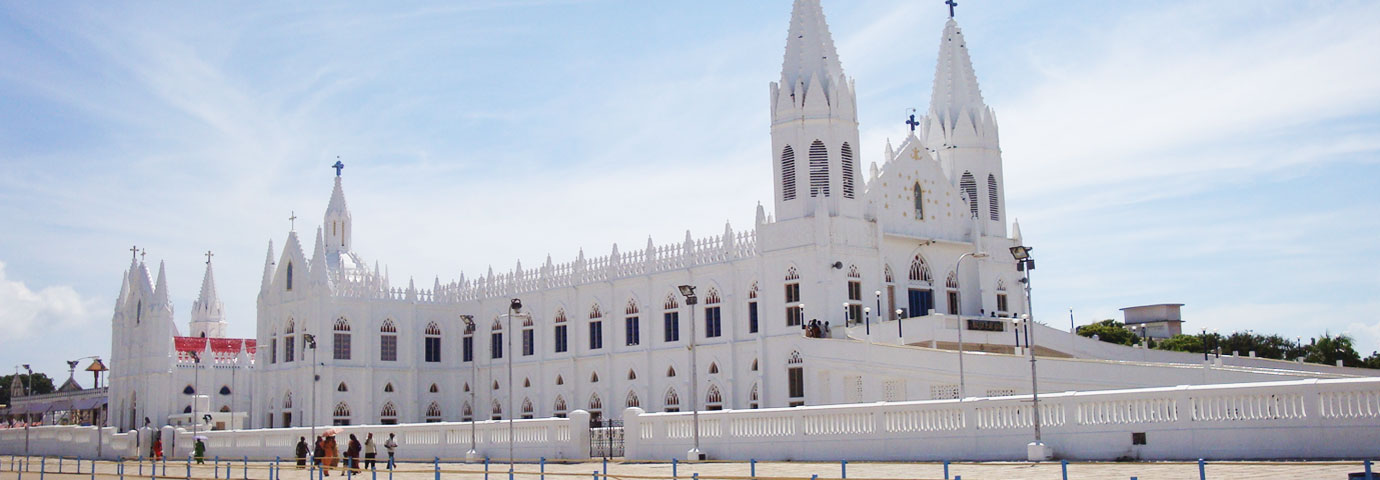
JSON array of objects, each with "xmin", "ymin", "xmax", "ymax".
[
  {"xmin": 140, "ymin": 249, "xmax": 147, "ymax": 262},
  {"xmin": 906, "ymin": 114, "xmax": 920, "ymax": 132},
  {"xmin": 289, "ymin": 211, "xmax": 297, "ymax": 231},
  {"xmin": 129, "ymin": 245, "xmax": 139, "ymax": 261},
  {"xmin": 332, "ymin": 158, "xmax": 344, "ymax": 177},
  {"xmin": 204, "ymin": 250, "xmax": 214, "ymax": 265},
  {"xmin": 946, "ymin": 0, "xmax": 957, "ymax": 18}
]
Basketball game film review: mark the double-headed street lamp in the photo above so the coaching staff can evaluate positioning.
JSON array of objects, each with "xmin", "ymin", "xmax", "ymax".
[
  {"xmin": 677, "ymin": 285, "xmax": 703, "ymax": 461},
  {"xmin": 1010, "ymin": 245, "xmax": 1050, "ymax": 461},
  {"xmin": 460, "ymin": 315, "xmax": 478, "ymax": 460}
]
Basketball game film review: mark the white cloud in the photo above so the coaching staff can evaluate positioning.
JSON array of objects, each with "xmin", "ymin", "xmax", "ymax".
[{"xmin": 0, "ymin": 261, "xmax": 104, "ymax": 342}]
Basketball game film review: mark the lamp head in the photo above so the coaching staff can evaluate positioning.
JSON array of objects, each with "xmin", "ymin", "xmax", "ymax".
[
  {"xmin": 874, "ymin": 290, "xmax": 881, "ymax": 297},
  {"xmin": 842, "ymin": 302, "xmax": 849, "ymax": 308},
  {"xmin": 510, "ymin": 298, "xmax": 522, "ymax": 312},
  {"xmin": 895, "ymin": 309, "xmax": 903, "ymax": 315},
  {"xmin": 460, "ymin": 314, "xmax": 474, "ymax": 327},
  {"xmin": 678, "ymin": 285, "xmax": 696, "ymax": 297},
  {"xmin": 831, "ymin": 261, "xmax": 843, "ymax": 269},
  {"xmin": 1020, "ymin": 314, "xmax": 1030, "ymax": 320},
  {"xmin": 1010, "ymin": 245, "xmax": 1032, "ymax": 260},
  {"xmin": 864, "ymin": 307, "xmax": 871, "ymax": 313},
  {"xmin": 22, "ymin": 364, "xmax": 29, "ymax": 371}
]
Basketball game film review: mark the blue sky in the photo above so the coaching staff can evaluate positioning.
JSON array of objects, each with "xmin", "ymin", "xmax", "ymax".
[{"xmin": 1, "ymin": 0, "xmax": 1378, "ymax": 383}]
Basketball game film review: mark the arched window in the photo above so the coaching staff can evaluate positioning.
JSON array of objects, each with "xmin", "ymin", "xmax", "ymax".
[
  {"xmin": 626, "ymin": 390, "xmax": 641, "ymax": 409},
  {"xmin": 704, "ymin": 287, "xmax": 722, "ymax": 338},
  {"xmin": 960, "ymin": 171, "xmax": 978, "ymax": 219},
  {"xmin": 788, "ymin": 350, "xmax": 803, "ymax": 365},
  {"xmin": 885, "ymin": 265, "xmax": 895, "ymax": 283},
  {"xmin": 462, "ymin": 402, "xmax": 473, "ymax": 422},
  {"xmin": 708, "ymin": 362, "xmax": 719, "ymax": 375},
  {"xmin": 946, "ymin": 271, "xmax": 960, "ymax": 315},
  {"xmin": 337, "ymin": 382, "xmax": 348, "ymax": 392},
  {"xmin": 663, "ymin": 293, "xmax": 681, "ymax": 342},
  {"xmin": 183, "ymin": 405, "xmax": 192, "ymax": 414},
  {"xmin": 749, "ymin": 383, "xmax": 760, "ymax": 409},
  {"xmin": 588, "ymin": 393, "xmax": 603, "ymax": 418},
  {"xmin": 666, "ymin": 366, "xmax": 676, "ymax": 377},
  {"xmin": 556, "ymin": 375, "xmax": 564, "ymax": 385},
  {"xmin": 333, "ymin": 317, "xmax": 352, "ymax": 360},
  {"xmin": 426, "ymin": 402, "xmax": 442, "ymax": 423},
  {"xmin": 380, "ymin": 319, "xmax": 398, "ymax": 362},
  {"xmin": 523, "ymin": 377, "xmax": 531, "ymax": 388},
  {"xmin": 383, "ymin": 383, "xmax": 394, "ymax": 393},
  {"xmin": 905, "ymin": 255, "xmax": 936, "ymax": 319},
  {"xmin": 996, "ymin": 279, "xmax": 1009, "ymax": 313},
  {"xmin": 219, "ymin": 385, "xmax": 231, "ymax": 395},
  {"xmin": 379, "ymin": 402, "xmax": 398, "ymax": 425},
  {"xmin": 283, "ymin": 392, "xmax": 293, "ymax": 409},
  {"xmin": 590, "ymin": 371, "xmax": 599, "ymax": 383},
  {"xmin": 781, "ymin": 145, "xmax": 797, "ymax": 201},
  {"xmin": 747, "ymin": 281, "xmax": 761, "ymax": 334},
  {"xmin": 664, "ymin": 388, "xmax": 681, "ymax": 412},
  {"xmin": 463, "ymin": 382, "xmax": 470, "ymax": 392},
  {"xmin": 809, "ymin": 140, "xmax": 830, "ymax": 197},
  {"xmin": 284, "ymin": 319, "xmax": 296, "ymax": 363},
  {"xmin": 625, "ymin": 298, "xmax": 641, "ymax": 346},
  {"xmin": 521, "ymin": 398, "xmax": 534, "ymax": 419},
  {"xmin": 627, "ymin": 369, "xmax": 637, "ymax": 380},
  {"xmin": 332, "ymin": 402, "xmax": 351, "ymax": 426},
  {"xmin": 424, "ymin": 322, "xmax": 442, "ymax": 363},
  {"xmin": 493, "ymin": 380, "xmax": 500, "ymax": 391},
  {"xmin": 183, "ymin": 385, "xmax": 195, "ymax": 395},
  {"xmin": 909, "ymin": 256, "xmax": 933, "ymax": 283},
  {"xmin": 491, "ymin": 318, "xmax": 504, "ymax": 359},
  {"xmin": 491, "ymin": 400, "xmax": 503, "ymax": 420},
  {"xmin": 706, "ymin": 385, "xmax": 723, "ymax": 410},
  {"xmin": 785, "ymin": 266, "xmax": 803, "ymax": 327},
  {"xmin": 553, "ymin": 395, "xmax": 568, "ymax": 418},
  {"xmin": 588, "ymin": 303, "xmax": 604, "ymax": 350},
  {"xmin": 841, "ymin": 142, "xmax": 855, "ymax": 198},
  {"xmin": 553, "ymin": 308, "xmax": 569, "ymax": 353},
  {"xmin": 751, "ymin": 358, "xmax": 759, "ymax": 371},
  {"xmin": 914, "ymin": 182, "xmax": 924, "ymax": 220},
  {"xmin": 987, "ymin": 174, "xmax": 999, "ymax": 221},
  {"xmin": 286, "ymin": 262, "xmax": 293, "ymax": 291},
  {"xmin": 787, "ymin": 351, "xmax": 805, "ymax": 405},
  {"xmin": 219, "ymin": 405, "xmax": 230, "ymax": 413},
  {"xmin": 429, "ymin": 383, "xmax": 440, "ymax": 394}
]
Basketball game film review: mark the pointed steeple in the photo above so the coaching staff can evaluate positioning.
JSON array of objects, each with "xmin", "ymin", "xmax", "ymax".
[
  {"xmin": 310, "ymin": 227, "xmax": 330, "ymax": 285},
  {"xmin": 260, "ymin": 240, "xmax": 276, "ymax": 292},
  {"xmin": 191, "ymin": 255, "xmax": 226, "ymax": 338},
  {"xmin": 929, "ymin": 18, "xmax": 986, "ymax": 123},
  {"xmin": 779, "ymin": 0, "xmax": 845, "ymax": 109},
  {"xmin": 152, "ymin": 261, "xmax": 170, "ymax": 307},
  {"xmin": 323, "ymin": 165, "xmax": 353, "ymax": 256}
]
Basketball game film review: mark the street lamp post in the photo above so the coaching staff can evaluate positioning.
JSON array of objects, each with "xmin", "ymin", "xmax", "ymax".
[
  {"xmin": 190, "ymin": 351, "xmax": 201, "ymax": 443},
  {"xmin": 677, "ymin": 285, "xmax": 703, "ymax": 461},
  {"xmin": 874, "ymin": 290, "xmax": 882, "ymax": 332},
  {"xmin": 863, "ymin": 307, "xmax": 871, "ymax": 336},
  {"xmin": 507, "ymin": 299, "xmax": 521, "ymax": 475},
  {"xmin": 20, "ymin": 364, "xmax": 32, "ymax": 462},
  {"xmin": 1010, "ymin": 245, "xmax": 1050, "ymax": 461},
  {"xmin": 953, "ymin": 252, "xmax": 989, "ymax": 401},
  {"xmin": 460, "ymin": 315, "xmax": 478, "ymax": 461},
  {"xmin": 304, "ymin": 333, "xmax": 318, "ymax": 456}
]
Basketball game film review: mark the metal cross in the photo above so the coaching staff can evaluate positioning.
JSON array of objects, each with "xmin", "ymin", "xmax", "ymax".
[
  {"xmin": 289, "ymin": 211, "xmax": 297, "ymax": 231},
  {"xmin": 140, "ymin": 249, "xmax": 147, "ymax": 262},
  {"xmin": 205, "ymin": 251, "xmax": 214, "ymax": 265},
  {"xmin": 332, "ymin": 158, "xmax": 345, "ymax": 177},
  {"xmin": 906, "ymin": 114, "xmax": 920, "ymax": 132},
  {"xmin": 129, "ymin": 245, "xmax": 139, "ymax": 261},
  {"xmin": 946, "ymin": 0, "xmax": 957, "ymax": 18}
]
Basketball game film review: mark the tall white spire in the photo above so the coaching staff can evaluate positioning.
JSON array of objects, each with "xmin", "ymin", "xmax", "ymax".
[
  {"xmin": 190, "ymin": 255, "xmax": 226, "ymax": 338},
  {"xmin": 779, "ymin": 0, "xmax": 846, "ymax": 108},
  {"xmin": 928, "ymin": 18, "xmax": 987, "ymax": 124},
  {"xmin": 324, "ymin": 161, "xmax": 353, "ymax": 256}
]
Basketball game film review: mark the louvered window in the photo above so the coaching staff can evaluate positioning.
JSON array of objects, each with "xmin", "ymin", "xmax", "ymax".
[
  {"xmin": 960, "ymin": 172, "xmax": 978, "ymax": 218},
  {"xmin": 781, "ymin": 146, "xmax": 797, "ymax": 201},
  {"xmin": 809, "ymin": 140, "xmax": 830, "ymax": 197},
  {"xmin": 987, "ymin": 174, "xmax": 999, "ymax": 221},
  {"xmin": 841, "ymin": 142, "xmax": 855, "ymax": 198}
]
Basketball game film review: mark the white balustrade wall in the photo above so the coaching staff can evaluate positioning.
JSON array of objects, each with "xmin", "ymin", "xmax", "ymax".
[
  {"xmin": 0, "ymin": 411, "xmax": 591, "ymax": 462},
  {"xmin": 624, "ymin": 377, "xmax": 1380, "ymax": 461}
]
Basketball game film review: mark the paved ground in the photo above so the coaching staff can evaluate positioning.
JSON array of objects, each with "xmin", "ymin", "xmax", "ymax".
[{"xmin": 1, "ymin": 457, "xmax": 1373, "ymax": 480}]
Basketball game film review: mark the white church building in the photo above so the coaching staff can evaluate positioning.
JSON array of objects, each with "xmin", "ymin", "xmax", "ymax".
[{"xmin": 105, "ymin": 0, "xmax": 1372, "ymax": 433}]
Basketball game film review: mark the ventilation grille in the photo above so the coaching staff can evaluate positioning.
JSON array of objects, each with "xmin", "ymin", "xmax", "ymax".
[
  {"xmin": 987, "ymin": 174, "xmax": 999, "ymax": 221},
  {"xmin": 841, "ymin": 142, "xmax": 855, "ymax": 199},
  {"xmin": 960, "ymin": 172, "xmax": 978, "ymax": 219},
  {"xmin": 809, "ymin": 140, "xmax": 830, "ymax": 197},
  {"xmin": 781, "ymin": 146, "xmax": 796, "ymax": 201}
]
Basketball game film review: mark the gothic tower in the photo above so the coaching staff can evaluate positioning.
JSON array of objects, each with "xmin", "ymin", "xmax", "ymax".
[
  {"xmin": 323, "ymin": 162, "xmax": 352, "ymax": 258},
  {"xmin": 921, "ymin": 17, "xmax": 1007, "ymax": 238},
  {"xmin": 770, "ymin": 0, "xmax": 863, "ymax": 221},
  {"xmin": 189, "ymin": 255, "xmax": 226, "ymax": 338}
]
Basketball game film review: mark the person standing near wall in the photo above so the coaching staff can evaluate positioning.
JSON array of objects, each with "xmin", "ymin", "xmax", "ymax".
[
  {"xmin": 363, "ymin": 433, "xmax": 377, "ymax": 470},
  {"xmin": 295, "ymin": 437, "xmax": 308, "ymax": 469},
  {"xmin": 383, "ymin": 433, "xmax": 398, "ymax": 470}
]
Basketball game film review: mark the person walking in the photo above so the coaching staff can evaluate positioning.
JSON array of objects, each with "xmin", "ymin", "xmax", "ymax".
[
  {"xmin": 322, "ymin": 435, "xmax": 340, "ymax": 477},
  {"xmin": 346, "ymin": 434, "xmax": 362, "ymax": 472},
  {"xmin": 383, "ymin": 433, "xmax": 398, "ymax": 470},
  {"xmin": 194, "ymin": 438, "xmax": 206, "ymax": 464},
  {"xmin": 363, "ymin": 433, "xmax": 377, "ymax": 470},
  {"xmin": 295, "ymin": 437, "xmax": 309, "ymax": 469},
  {"xmin": 313, "ymin": 436, "xmax": 325, "ymax": 473}
]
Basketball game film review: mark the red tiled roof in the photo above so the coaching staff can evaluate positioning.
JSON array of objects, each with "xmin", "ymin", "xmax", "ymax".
[{"xmin": 173, "ymin": 336, "xmax": 257, "ymax": 354}]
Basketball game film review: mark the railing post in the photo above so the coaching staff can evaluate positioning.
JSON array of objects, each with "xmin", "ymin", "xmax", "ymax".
[
  {"xmin": 540, "ymin": 457, "xmax": 546, "ymax": 480},
  {"xmin": 433, "ymin": 457, "xmax": 440, "ymax": 480},
  {"xmin": 1366, "ymin": 459, "xmax": 1373, "ymax": 480},
  {"xmin": 59, "ymin": 457, "xmax": 63, "ymax": 474},
  {"xmin": 603, "ymin": 457, "xmax": 608, "ymax": 477},
  {"xmin": 943, "ymin": 460, "xmax": 949, "ymax": 480},
  {"xmin": 120, "ymin": 458, "xmax": 125, "ymax": 480},
  {"xmin": 40, "ymin": 456, "xmax": 46, "ymax": 480},
  {"xmin": 185, "ymin": 455, "xmax": 191, "ymax": 480},
  {"xmin": 841, "ymin": 460, "xmax": 847, "ymax": 479},
  {"xmin": 90, "ymin": 459, "xmax": 96, "ymax": 480},
  {"xmin": 1061, "ymin": 459, "xmax": 1068, "ymax": 480},
  {"xmin": 243, "ymin": 456, "xmax": 248, "ymax": 480},
  {"xmin": 750, "ymin": 459, "xmax": 756, "ymax": 479},
  {"xmin": 672, "ymin": 458, "xmax": 677, "ymax": 479},
  {"xmin": 484, "ymin": 457, "xmax": 490, "ymax": 480},
  {"xmin": 215, "ymin": 456, "xmax": 221, "ymax": 479},
  {"xmin": 372, "ymin": 457, "xmax": 377, "ymax": 480},
  {"xmin": 275, "ymin": 457, "xmax": 282, "ymax": 480},
  {"xmin": 1198, "ymin": 459, "xmax": 1205, "ymax": 480}
]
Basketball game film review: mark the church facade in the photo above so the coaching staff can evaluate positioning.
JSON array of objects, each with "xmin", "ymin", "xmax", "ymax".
[{"xmin": 106, "ymin": 0, "xmax": 1367, "ymax": 432}]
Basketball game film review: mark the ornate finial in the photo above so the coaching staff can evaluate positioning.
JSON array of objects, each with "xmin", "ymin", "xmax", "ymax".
[
  {"xmin": 205, "ymin": 250, "xmax": 214, "ymax": 265},
  {"xmin": 332, "ymin": 157, "xmax": 344, "ymax": 177},
  {"xmin": 946, "ymin": 0, "xmax": 957, "ymax": 18},
  {"xmin": 130, "ymin": 245, "xmax": 139, "ymax": 261},
  {"xmin": 289, "ymin": 211, "xmax": 297, "ymax": 231}
]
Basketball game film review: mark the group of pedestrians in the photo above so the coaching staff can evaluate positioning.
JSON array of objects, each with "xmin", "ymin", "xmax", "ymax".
[{"xmin": 295, "ymin": 433, "xmax": 398, "ymax": 474}]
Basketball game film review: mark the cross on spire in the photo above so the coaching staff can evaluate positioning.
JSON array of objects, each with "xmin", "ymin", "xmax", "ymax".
[
  {"xmin": 946, "ymin": 0, "xmax": 957, "ymax": 18},
  {"xmin": 129, "ymin": 245, "xmax": 139, "ymax": 261},
  {"xmin": 332, "ymin": 157, "xmax": 344, "ymax": 177},
  {"xmin": 906, "ymin": 114, "xmax": 920, "ymax": 132},
  {"xmin": 204, "ymin": 250, "xmax": 214, "ymax": 265},
  {"xmin": 140, "ymin": 249, "xmax": 147, "ymax": 262},
  {"xmin": 289, "ymin": 211, "xmax": 297, "ymax": 231}
]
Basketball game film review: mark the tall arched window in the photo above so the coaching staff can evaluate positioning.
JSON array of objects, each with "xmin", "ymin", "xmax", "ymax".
[
  {"xmin": 703, "ymin": 287, "xmax": 722, "ymax": 338},
  {"xmin": 914, "ymin": 182, "xmax": 924, "ymax": 220},
  {"xmin": 663, "ymin": 293, "xmax": 681, "ymax": 342},
  {"xmin": 987, "ymin": 174, "xmax": 999, "ymax": 221},
  {"xmin": 588, "ymin": 303, "xmax": 604, "ymax": 350},
  {"xmin": 841, "ymin": 142, "xmax": 855, "ymax": 198},
  {"xmin": 553, "ymin": 395, "xmax": 568, "ymax": 418},
  {"xmin": 946, "ymin": 271, "xmax": 961, "ymax": 315},
  {"xmin": 333, "ymin": 317, "xmax": 352, "ymax": 360},
  {"xmin": 664, "ymin": 388, "xmax": 681, "ymax": 412},
  {"xmin": 490, "ymin": 318, "xmax": 504, "ymax": 360},
  {"xmin": 706, "ymin": 385, "xmax": 723, "ymax": 410},
  {"xmin": 906, "ymin": 255, "xmax": 935, "ymax": 319},
  {"xmin": 521, "ymin": 398, "xmax": 534, "ymax": 419},
  {"xmin": 380, "ymin": 319, "xmax": 397, "ymax": 362},
  {"xmin": 785, "ymin": 267, "xmax": 803, "ymax": 326},
  {"xmin": 625, "ymin": 298, "xmax": 641, "ymax": 346},
  {"xmin": 424, "ymin": 322, "xmax": 442, "ymax": 363},
  {"xmin": 787, "ymin": 351, "xmax": 805, "ymax": 406},
  {"xmin": 809, "ymin": 140, "xmax": 830, "ymax": 197},
  {"xmin": 286, "ymin": 262, "xmax": 293, "ymax": 291},
  {"xmin": 379, "ymin": 402, "xmax": 398, "ymax": 425},
  {"xmin": 426, "ymin": 402, "xmax": 442, "ymax": 423},
  {"xmin": 781, "ymin": 145, "xmax": 797, "ymax": 201},
  {"xmin": 626, "ymin": 390, "xmax": 641, "ymax": 409},
  {"xmin": 332, "ymin": 402, "xmax": 351, "ymax": 426},
  {"xmin": 960, "ymin": 172, "xmax": 978, "ymax": 219},
  {"xmin": 553, "ymin": 308, "xmax": 569, "ymax": 353},
  {"xmin": 284, "ymin": 319, "xmax": 296, "ymax": 362},
  {"xmin": 996, "ymin": 279, "xmax": 1009, "ymax": 313}
]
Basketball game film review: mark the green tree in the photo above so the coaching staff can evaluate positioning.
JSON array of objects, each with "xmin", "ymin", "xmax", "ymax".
[
  {"xmin": 1077, "ymin": 319, "xmax": 1140, "ymax": 346},
  {"xmin": 0, "ymin": 373, "xmax": 57, "ymax": 405},
  {"xmin": 1363, "ymin": 351, "xmax": 1380, "ymax": 370},
  {"xmin": 1155, "ymin": 334, "xmax": 1206, "ymax": 353},
  {"xmin": 1305, "ymin": 333, "xmax": 1363, "ymax": 367}
]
